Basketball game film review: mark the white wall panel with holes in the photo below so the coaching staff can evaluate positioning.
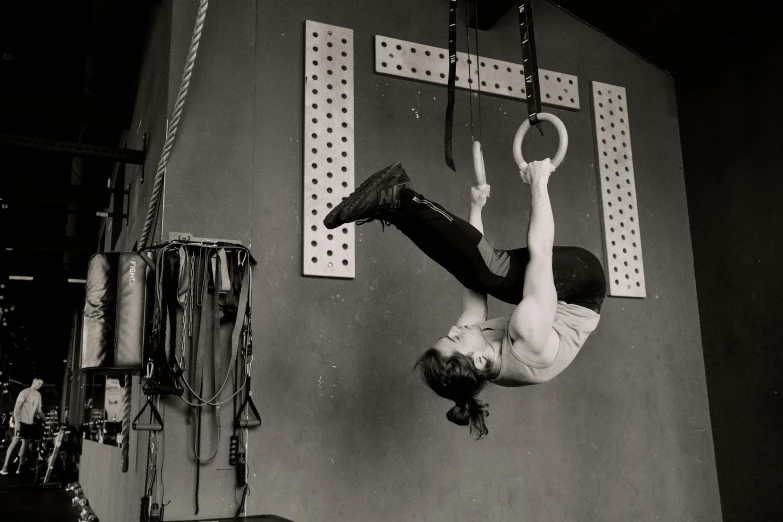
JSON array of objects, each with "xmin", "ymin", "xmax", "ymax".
[
  {"xmin": 304, "ymin": 21, "xmax": 356, "ymax": 278},
  {"xmin": 592, "ymin": 82, "xmax": 646, "ymax": 298},
  {"xmin": 374, "ymin": 35, "xmax": 579, "ymax": 110}
]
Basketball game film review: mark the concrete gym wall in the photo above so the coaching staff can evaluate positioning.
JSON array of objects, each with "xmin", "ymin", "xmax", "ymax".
[
  {"xmin": 82, "ymin": 1, "xmax": 723, "ymax": 521},
  {"xmin": 678, "ymin": 24, "xmax": 783, "ymax": 522}
]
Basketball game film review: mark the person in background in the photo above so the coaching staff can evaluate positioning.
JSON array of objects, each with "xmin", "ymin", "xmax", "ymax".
[{"xmin": 1, "ymin": 377, "xmax": 45, "ymax": 475}]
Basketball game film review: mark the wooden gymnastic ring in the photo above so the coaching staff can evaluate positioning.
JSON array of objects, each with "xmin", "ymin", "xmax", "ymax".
[
  {"xmin": 472, "ymin": 141, "xmax": 486, "ymax": 186},
  {"xmin": 512, "ymin": 112, "xmax": 568, "ymax": 171}
]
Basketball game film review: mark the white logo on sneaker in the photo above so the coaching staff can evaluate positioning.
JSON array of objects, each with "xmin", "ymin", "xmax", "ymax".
[{"xmin": 379, "ymin": 183, "xmax": 406, "ymax": 208}]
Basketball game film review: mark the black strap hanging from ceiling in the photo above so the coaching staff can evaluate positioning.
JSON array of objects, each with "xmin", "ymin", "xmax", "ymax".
[
  {"xmin": 466, "ymin": 0, "xmax": 483, "ymax": 145},
  {"xmin": 518, "ymin": 0, "xmax": 542, "ymax": 124},
  {"xmin": 444, "ymin": 0, "xmax": 458, "ymax": 171}
]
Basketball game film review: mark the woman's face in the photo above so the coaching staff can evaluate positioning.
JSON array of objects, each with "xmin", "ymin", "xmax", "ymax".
[{"xmin": 433, "ymin": 324, "xmax": 495, "ymax": 371}]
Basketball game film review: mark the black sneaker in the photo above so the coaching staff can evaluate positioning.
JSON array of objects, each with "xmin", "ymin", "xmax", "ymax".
[{"xmin": 323, "ymin": 162, "xmax": 410, "ymax": 229}]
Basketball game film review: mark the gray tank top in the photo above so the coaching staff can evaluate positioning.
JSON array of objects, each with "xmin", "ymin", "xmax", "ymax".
[{"xmin": 484, "ymin": 302, "xmax": 601, "ymax": 386}]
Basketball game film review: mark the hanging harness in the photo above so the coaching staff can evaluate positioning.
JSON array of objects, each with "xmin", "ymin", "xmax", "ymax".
[{"xmin": 132, "ymin": 240, "xmax": 258, "ymax": 518}]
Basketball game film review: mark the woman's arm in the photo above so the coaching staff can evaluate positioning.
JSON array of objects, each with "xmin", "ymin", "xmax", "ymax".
[
  {"xmin": 458, "ymin": 288, "xmax": 488, "ymax": 327},
  {"xmin": 524, "ymin": 170, "xmax": 554, "ymax": 261},
  {"xmin": 468, "ymin": 185, "xmax": 490, "ymax": 234},
  {"xmin": 509, "ymin": 161, "xmax": 557, "ymax": 352},
  {"xmin": 456, "ymin": 185, "xmax": 491, "ymax": 326}
]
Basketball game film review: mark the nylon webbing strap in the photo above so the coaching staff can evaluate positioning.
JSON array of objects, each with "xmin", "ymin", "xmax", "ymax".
[
  {"xmin": 185, "ymin": 251, "xmax": 200, "ymax": 405},
  {"xmin": 165, "ymin": 253, "xmax": 179, "ymax": 369},
  {"xmin": 444, "ymin": 0, "xmax": 458, "ymax": 171},
  {"xmin": 217, "ymin": 248, "xmax": 230, "ymax": 293},
  {"xmin": 212, "ymin": 253, "xmax": 222, "ymax": 412},
  {"xmin": 193, "ymin": 253, "xmax": 210, "ymax": 399},
  {"xmin": 518, "ymin": 0, "xmax": 541, "ymax": 124},
  {"xmin": 195, "ymin": 404, "xmax": 202, "ymax": 514},
  {"xmin": 230, "ymin": 263, "xmax": 251, "ymax": 377}
]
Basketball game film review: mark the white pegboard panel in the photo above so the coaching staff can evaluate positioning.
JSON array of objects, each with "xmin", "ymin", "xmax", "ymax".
[
  {"xmin": 374, "ymin": 35, "xmax": 579, "ymax": 110},
  {"xmin": 304, "ymin": 21, "xmax": 355, "ymax": 279},
  {"xmin": 592, "ymin": 82, "xmax": 646, "ymax": 298}
]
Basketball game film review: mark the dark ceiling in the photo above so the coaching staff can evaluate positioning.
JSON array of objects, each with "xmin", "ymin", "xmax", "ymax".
[
  {"xmin": 481, "ymin": 0, "xmax": 780, "ymax": 74},
  {"xmin": 0, "ymin": 0, "xmax": 779, "ymax": 385}
]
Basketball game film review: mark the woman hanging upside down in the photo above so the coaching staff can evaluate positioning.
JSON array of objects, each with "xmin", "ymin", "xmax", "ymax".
[{"xmin": 323, "ymin": 159, "xmax": 606, "ymax": 439}]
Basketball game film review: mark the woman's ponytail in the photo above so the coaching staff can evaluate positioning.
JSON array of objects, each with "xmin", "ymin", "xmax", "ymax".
[{"xmin": 446, "ymin": 397, "xmax": 489, "ymax": 439}]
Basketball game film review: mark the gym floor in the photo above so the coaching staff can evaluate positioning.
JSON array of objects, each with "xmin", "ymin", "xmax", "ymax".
[{"xmin": 0, "ymin": 475, "xmax": 80, "ymax": 522}]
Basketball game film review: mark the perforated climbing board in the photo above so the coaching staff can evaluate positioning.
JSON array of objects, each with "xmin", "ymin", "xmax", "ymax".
[
  {"xmin": 304, "ymin": 21, "xmax": 356, "ymax": 279},
  {"xmin": 374, "ymin": 35, "xmax": 580, "ymax": 110},
  {"xmin": 591, "ymin": 82, "xmax": 646, "ymax": 298}
]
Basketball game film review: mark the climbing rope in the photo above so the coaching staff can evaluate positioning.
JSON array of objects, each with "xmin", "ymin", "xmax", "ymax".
[
  {"xmin": 138, "ymin": 0, "xmax": 210, "ymax": 249},
  {"xmin": 122, "ymin": 0, "xmax": 210, "ymax": 476},
  {"xmin": 121, "ymin": 376, "xmax": 131, "ymax": 473}
]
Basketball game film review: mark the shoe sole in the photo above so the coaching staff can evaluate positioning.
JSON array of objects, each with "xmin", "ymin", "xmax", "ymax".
[{"xmin": 323, "ymin": 162, "xmax": 405, "ymax": 229}]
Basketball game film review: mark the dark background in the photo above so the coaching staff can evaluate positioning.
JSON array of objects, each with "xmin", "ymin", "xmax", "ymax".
[{"xmin": 677, "ymin": 26, "xmax": 783, "ymax": 522}]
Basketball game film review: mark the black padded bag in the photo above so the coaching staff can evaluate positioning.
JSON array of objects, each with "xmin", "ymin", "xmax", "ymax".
[{"xmin": 81, "ymin": 252, "xmax": 152, "ymax": 370}]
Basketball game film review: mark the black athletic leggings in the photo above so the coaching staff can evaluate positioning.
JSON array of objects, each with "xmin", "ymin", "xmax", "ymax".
[{"xmin": 382, "ymin": 188, "xmax": 607, "ymax": 313}]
